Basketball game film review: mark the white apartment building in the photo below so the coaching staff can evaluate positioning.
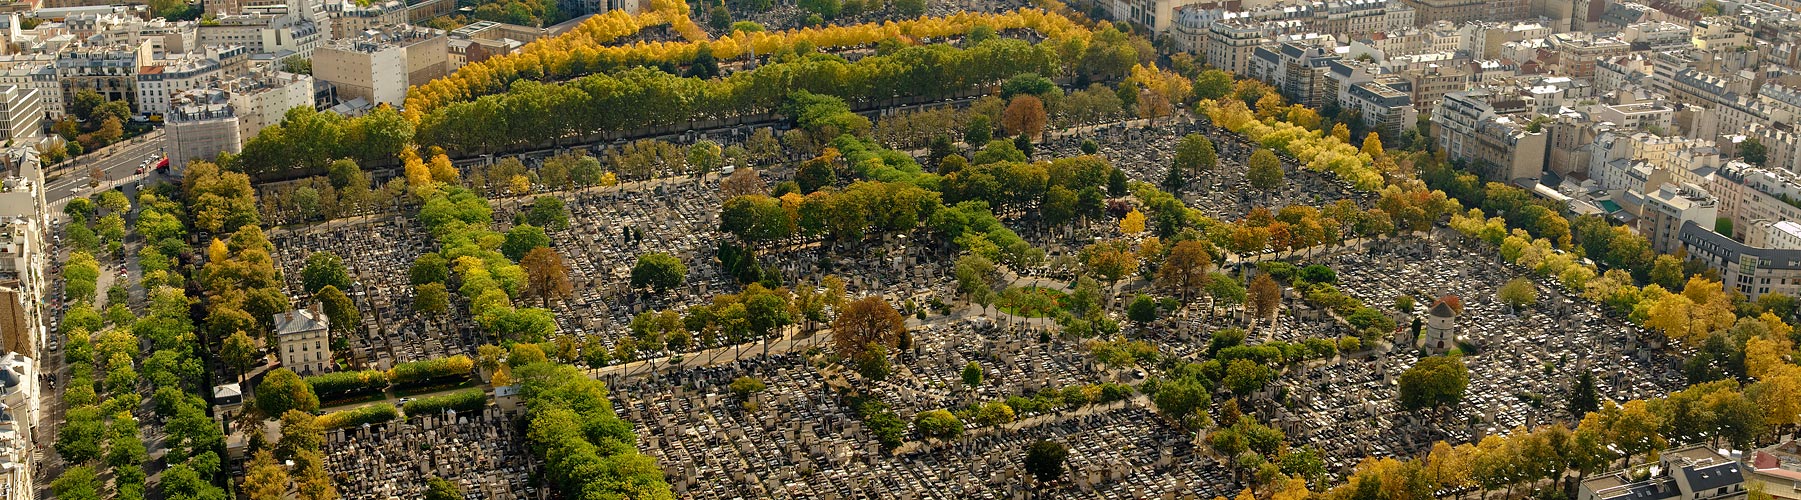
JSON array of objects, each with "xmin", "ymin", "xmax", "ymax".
[
  {"xmin": 273, "ymin": 307, "xmax": 330, "ymax": 375},
  {"xmin": 134, "ymin": 45, "xmax": 249, "ymax": 115},
  {"xmin": 224, "ymin": 70, "xmax": 310, "ymax": 141}
]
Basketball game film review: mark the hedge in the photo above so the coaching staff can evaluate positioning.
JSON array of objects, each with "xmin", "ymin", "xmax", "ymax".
[
  {"xmin": 317, "ymin": 404, "xmax": 399, "ymax": 430},
  {"xmin": 402, "ymin": 389, "xmax": 487, "ymax": 416},
  {"xmin": 387, "ymin": 356, "xmax": 474, "ymax": 387},
  {"xmin": 306, "ymin": 370, "xmax": 389, "ymax": 399}
]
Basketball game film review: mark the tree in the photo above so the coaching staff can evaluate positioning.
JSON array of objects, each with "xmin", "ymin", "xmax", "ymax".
[
  {"xmin": 1024, "ymin": 440, "xmax": 1070, "ymax": 483},
  {"xmin": 524, "ymin": 196, "xmax": 570, "ymax": 230},
  {"xmin": 831, "ymin": 297, "xmax": 905, "ymax": 362},
  {"xmin": 915, "ymin": 409, "xmax": 964, "ymax": 439},
  {"xmin": 51, "ymin": 466, "xmax": 101, "ymax": 500},
  {"xmin": 1194, "ymin": 69, "xmax": 1233, "ymax": 100},
  {"xmin": 1498, "ymin": 277, "xmax": 1538, "ymax": 310},
  {"xmin": 300, "ymin": 251, "xmax": 352, "ymax": 295},
  {"xmin": 1157, "ymin": 240, "xmax": 1212, "ymax": 299},
  {"xmin": 314, "ymin": 285, "xmax": 359, "ymax": 336},
  {"xmin": 221, "ymin": 331, "xmax": 259, "ymax": 383},
  {"xmin": 500, "ymin": 224, "xmax": 550, "ymax": 262},
  {"xmin": 1120, "ymin": 209, "xmax": 1146, "ymax": 234},
  {"xmin": 255, "ymin": 368, "xmax": 319, "ymax": 417},
  {"xmin": 962, "ymin": 361, "xmax": 983, "ymax": 388},
  {"xmin": 424, "ymin": 477, "xmax": 462, "ymax": 500},
  {"xmin": 414, "ymin": 282, "xmax": 450, "ymax": 319},
  {"xmin": 1223, "ymin": 358, "xmax": 1275, "ymax": 396},
  {"xmin": 720, "ymin": 168, "xmax": 767, "ymax": 198},
  {"xmin": 975, "ymin": 401, "xmax": 1015, "ymax": 425},
  {"xmin": 1248, "ymin": 149, "xmax": 1284, "ymax": 190},
  {"xmin": 728, "ymin": 376, "xmax": 766, "ymax": 399},
  {"xmin": 520, "ymin": 247, "xmax": 573, "ymax": 308},
  {"xmin": 410, "ymin": 253, "xmax": 450, "ymax": 285},
  {"xmin": 965, "ymin": 115, "xmax": 992, "ymax": 145},
  {"xmin": 1001, "ymin": 95, "xmax": 1048, "ymax": 139},
  {"xmin": 1249, "ymin": 273, "xmax": 1281, "ymax": 319},
  {"xmin": 1570, "ymin": 371, "xmax": 1600, "ymax": 416},
  {"xmin": 1152, "ymin": 377, "xmax": 1212, "ymax": 427},
  {"xmin": 1108, "ymin": 168, "xmax": 1128, "ymax": 196},
  {"xmin": 1398, "ymin": 355, "xmax": 1470, "ymax": 411},
  {"xmin": 93, "ymin": 116, "xmax": 124, "ymax": 146},
  {"xmin": 1173, "ymin": 133, "xmax": 1217, "ymax": 176},
  {"xmin": 630, "ymin": 252, "xmax": 687, "ymax": 293},
  {"xmin": 276, "ymin": 410, "xmax": 322, "ymax": 461},
  {"xmin": 796, "ymin": 158, "xmax": 836, "ymax": 193},
  {"xmin": 242, "ymin": 450, "xmax": 290, "ymax": 500},
  {"xmin": 1127, "ymin": 294, "xmax": 1159, "ymax": 323},
  {"xmin": 1743, "ymin": 137, "xmax": 1768, "ymax": 166},
  {"xmin": 1162, "ymin": 162, "xmax": 1186, "ymax": 194},
  {"xmin": 280, "ymin": 54, "xmax": 311, "ymax": 74},
  {"xmin": 1650, "ymin": 254, "xmax": 1684, "ymax": 290}
]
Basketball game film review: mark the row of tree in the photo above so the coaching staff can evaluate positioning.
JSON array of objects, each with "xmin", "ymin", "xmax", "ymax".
[
  {"xmin": 234, "ymin": 106, "xmax": 414, "ymax": 181},
  {"xmin": 403, "ymin": 6, "xmax": 1087, "ymax": 118},
  {"xmin": 416, "ymin": 36, "xmax": 1064, "ymax": 154}
]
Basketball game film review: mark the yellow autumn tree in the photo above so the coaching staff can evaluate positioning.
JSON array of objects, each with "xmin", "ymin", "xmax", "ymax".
[
  {"xmin": 1121, "ymin": 209, "xmax": 1146, "ymax": 234},
  {"xmin": 1361, "ymin": 132, "xmax": 1385, "ymax": 159},
  {"xmin": 1755, "ymin": 371, "xmax": 1801, "ymax": 428},
  {"xmin": 403, "ymin": 149, "xmax": 439, "ymax": 199},
  {"xmin": 1331, "ymin": 122, "xmax": 1351, "ymax": 143},
  {"xmin": 1271, "ymin": 478, "xmax": 1310, "ymax": 500},
  {"xmin": 207, "ymin": 238, "xmax": 229, "ymax": 264},
  {"xmin": 1644, "ymin": 292, "xmax": 1698, "ymax": 344},
  {"xmin": 429, "ymin": 153, "xmax": 460, "ymax": 185}
]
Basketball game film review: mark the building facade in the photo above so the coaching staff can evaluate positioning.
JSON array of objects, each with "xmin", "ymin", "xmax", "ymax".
[{"xmin": 273, "ymin": 307, "xmax": 330, "ymax": 375}]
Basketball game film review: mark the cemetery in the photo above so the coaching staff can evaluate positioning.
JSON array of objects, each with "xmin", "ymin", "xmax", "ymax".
[{"xmin": 242, "ymin": 101, "xmax": 1704, "ymax": 498}]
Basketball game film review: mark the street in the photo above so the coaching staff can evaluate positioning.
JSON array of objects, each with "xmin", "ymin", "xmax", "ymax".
[
  {"xmin": 33, "ymin": 131, "xmax": 165, "ymax": 498},
  {"xmin": 46, "ymin": 131, "xmax": 166, "ymax": 204}
]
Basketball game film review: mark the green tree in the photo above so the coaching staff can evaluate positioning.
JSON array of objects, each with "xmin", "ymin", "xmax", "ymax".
[
  {"xmin": 314, "ymin": 285, "xmax": 359, "ymax": 335},
  {"xmin": 280, "ymin": 54, "xmax": 312, "ymax": 74},
  {"xmin": 255, "ymin": 368, "xmax": 319, "ymax": 417},
  {"xmin": 729, "ymin": 376, "xmax": 766, "ymax": 399},
  {"xmin": 962, "ymin": 361, "xmax": 983, "ymax": 388},
  {"xmin": 1247, "ymin": 149, "xmax": 1284, "ymax": 190},
  {"xmin": 300, "ymin": 251, "xmax": 352, "ymax": 295},
  {"xmin": 220, "ymin": 330, "xmax": 259, "ymax": 383},
  {"xmin": 501, "ymin": 224, "xmax": 551, "ymax": 262},
  {"xmin": 1173, "ymin": 133, "xmax": 1218, "ymax": 176},
  {"xmin": 1498, "ymin": 277, "xmax": 1538, "ymax": 310},
  {"xmin": 1743, "ymin": 137, "xmax": 1768, "ymax": 166},
  {"xmin": 630, "ymin": 252, "xmax": 687, "ymax": 293},
  {"xmin": 410, "ymin": 253, "xmax": 450, "ymax": 285},
  {"xmin": 1024, "ymin": 440, "xmax": 1069, "ymax": 483},
  {"xmin": 1127, "ymin": 294, "xmax": 1159, "ymax": 323},
  {"xmin": 413, "ymin": 282, "xmax": 450, "ymax": 316},
  {"xmin": 523, "ymin": 196, "xmax": 570, "ymax": 230},
  {"xmin": 965, "ymin": 115, "xmax": 992, "ymax": 146},
  {"xmin": 1193, "ymin": 69, "xmax": 1234, "ymax": 100},
  {"xmin": 914, "ymin": 409, "xmax": 964, "ymax": 439},
  {"xmin": 1570, "ymin": 371, "xmax": 1600, "ymax": 416},
  {"xmin": 1223, "ymin": 358, "xmax": 1275, "ymax": 396},
  {"xmin": 51, "ymin": 466, "xmax": 101, "ymax": 500},
  {"xmin": 1152, "ymin": 377, "xmax": 1212, "ymax": 427},
  {"xmin": 424, "ymin": 477, "xmax": 462, "ymax": 500},
  {"xmin": 1398, "ymin": 355, "xmax": 1470, "ymax": 411},
  {"xmin": 1649, "ymin": 255, "xmax": 1685, "ymax": 290}
]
